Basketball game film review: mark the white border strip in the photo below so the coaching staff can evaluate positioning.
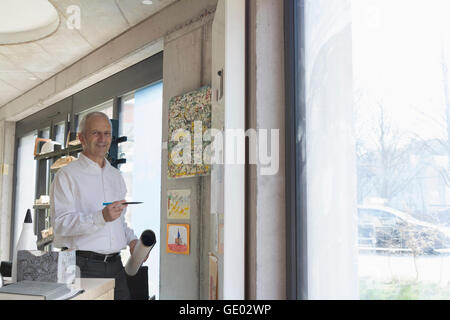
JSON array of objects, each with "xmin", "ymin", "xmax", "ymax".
[{"xmin": 223, "ymin": 0, "xmax": 246, "ymax": 299}]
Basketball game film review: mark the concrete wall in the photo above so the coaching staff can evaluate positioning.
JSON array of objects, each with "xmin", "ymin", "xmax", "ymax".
[
  {"xmin": 160, "ymin": 8, "xmax": 216, "ymax": 299},
  {"xmin": 0, "ymin": 120, "xmax": 15, "ymax": 261},
  {"xmin": 247, "ymin": 0, "xmax": 286, "ymax": 299}
]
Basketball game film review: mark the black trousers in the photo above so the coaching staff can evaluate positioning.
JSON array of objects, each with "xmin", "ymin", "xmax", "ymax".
[{"xmin": 76, "ymin": 255, "xmax": 131, "ymax": 300}]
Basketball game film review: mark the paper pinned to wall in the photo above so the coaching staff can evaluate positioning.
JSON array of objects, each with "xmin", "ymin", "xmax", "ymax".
[
  {"xmin": 166, "ymin": 224, "xmax": 190, "ymax": 255},
  {"xmin": 167, "ymin": 189, "xmax": 191, "ymax": 220},
  {"xmin": 208, "ymin": 253, "xmax": 218, "ymax": 300}
]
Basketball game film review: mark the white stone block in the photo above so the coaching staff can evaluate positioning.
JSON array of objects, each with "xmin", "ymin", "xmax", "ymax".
[{"xmin": 17, "ymin": 250, "xmax": 76, "ymax": 284}]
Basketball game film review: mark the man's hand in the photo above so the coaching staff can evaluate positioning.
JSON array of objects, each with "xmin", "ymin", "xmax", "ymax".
[
  {"xmin": 129, "ymin": 239, "xmax": 138, "ymax": 255},
  {"xmin": 129, "ymin": 239, "xmax": 149, "ymax": 263},
  {"xmin": 102, "ymin": 200, "xmax": 128, "ymax": 222}
]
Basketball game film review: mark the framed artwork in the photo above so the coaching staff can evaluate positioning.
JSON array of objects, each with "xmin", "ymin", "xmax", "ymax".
[
  {"xmin": 167, "ymin": 189, "xmax": 191, "ymax": 220},
  {"xmin": 166, "ymin": 224, "xmax": 190, "ymax": 255},
  {"xmin": 168, "ymin": 86, "xmax": 212, "ymax": 179}
]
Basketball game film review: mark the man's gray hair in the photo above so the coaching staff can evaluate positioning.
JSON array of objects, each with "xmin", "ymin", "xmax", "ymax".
[{"xmin": 79, "ymin": 111, "xmax": 112, "ymax": 136}]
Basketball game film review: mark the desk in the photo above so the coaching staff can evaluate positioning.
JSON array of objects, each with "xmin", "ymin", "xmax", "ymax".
[{"xmin": 70, "ymin": 278, "xmax": 115, "ymax": 300}]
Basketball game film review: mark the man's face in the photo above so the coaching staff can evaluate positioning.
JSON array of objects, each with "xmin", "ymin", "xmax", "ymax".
[{"xmin": 79, "ymin": 116, "xmax": 112, "ymax": 160}]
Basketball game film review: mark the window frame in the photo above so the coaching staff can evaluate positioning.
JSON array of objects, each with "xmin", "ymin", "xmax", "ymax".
[{"xmin": 285, "ymin": 0, "xmax": 308, "ymax": 300}]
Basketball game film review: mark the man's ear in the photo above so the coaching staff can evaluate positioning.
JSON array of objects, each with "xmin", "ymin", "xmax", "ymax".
[{"xmin": 78, "ymin": 132, "xmax": 85, "ymax": 145}]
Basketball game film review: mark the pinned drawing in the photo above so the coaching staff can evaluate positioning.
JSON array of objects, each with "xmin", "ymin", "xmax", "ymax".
[
  {"xmin": 167, "ymin": 189, "xmax": 191, "ymax": 220},
  {"xmin": 166, "ymin": 224, "xmax": 190, "ymax": 255},
  {"xmin": 209, "ymin": 253, "xmax": 218, "ymax": 300},
  {"xmin": 168, "ymin": 86, "xmax": 212, "ymax": 179}
]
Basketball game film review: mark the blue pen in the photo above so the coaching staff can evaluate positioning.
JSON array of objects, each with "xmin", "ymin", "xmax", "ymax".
[{"xmin": 103, "ymin": 202, "xmax": 143, "ymax": 206}]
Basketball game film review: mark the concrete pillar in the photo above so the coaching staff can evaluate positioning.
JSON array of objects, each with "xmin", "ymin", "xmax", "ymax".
[
  {"xmin": 159, "ymin": 8, "xmax": 215, "ymax": 300},
  {"xmin": 0, "ymin": 120, "xmax": 15, "ymax": 261},
  {"xmin": 247, "ymin": 0, "xmax": 286, "ymax": 300}
]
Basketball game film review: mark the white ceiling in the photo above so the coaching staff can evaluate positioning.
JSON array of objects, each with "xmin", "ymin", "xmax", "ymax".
[{"xmin": 0, "ymin": 0, "xmax": 176, "ymax": 107}]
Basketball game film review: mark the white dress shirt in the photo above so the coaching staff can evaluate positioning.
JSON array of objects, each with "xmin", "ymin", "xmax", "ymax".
[{"xmin": 50, "ymin": 153, "xmax": 137, "ymax": 254}]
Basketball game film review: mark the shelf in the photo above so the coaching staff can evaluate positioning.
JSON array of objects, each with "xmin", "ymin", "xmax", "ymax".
[
  {"xmin": 37, "ymin": 235, "xmax": 53, "ymax": 248},
  {"xmin": 34, "ymin": 144, "xmax": 83, "ymax": 161},
  {"xmin": 33, "ymin": 204, "xmax": 50, "ymax": 210}
]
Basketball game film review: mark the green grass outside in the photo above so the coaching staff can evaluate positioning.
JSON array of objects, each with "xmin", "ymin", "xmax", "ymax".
[{"xmin": 359, "ymin": 278, "xmax": 450, "ymax": 300}]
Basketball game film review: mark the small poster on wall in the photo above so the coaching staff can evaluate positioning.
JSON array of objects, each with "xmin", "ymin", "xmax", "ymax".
[
  {"xmin": 167, "ymin": 189, "xmax": 191, "ymax": 220},
  {"xmin": 166, "ymin": 224, "xmax": 190, "ymax": 255}
]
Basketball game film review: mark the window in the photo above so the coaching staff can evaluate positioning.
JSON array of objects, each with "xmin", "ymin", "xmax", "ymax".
[
  {"xmin": 11, "ymin": 52, "xmax": 163, "ymax": 260},
  {"xmin": 289, "ymin": 0, "xmax": 450, "ymax": 299},
  {"xmin": 75, "ymin": 100, "xmax": 113, "ymax": 134},
  {"xmin": 13, "ymin": 131, "xmax": 37, "ymax": 251},
  {"xmin": 118, "ymin": 81, "xmax": 163, "ymax": 299},
  {"xmin": 54, "ymin": 122, "xmax": 66, "ymax": 146}
]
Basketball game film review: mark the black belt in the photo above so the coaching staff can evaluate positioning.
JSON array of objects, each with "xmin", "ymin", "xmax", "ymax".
[{"xmin": 76, "ymin": 250, "xmax": 120, "ymax": 263}]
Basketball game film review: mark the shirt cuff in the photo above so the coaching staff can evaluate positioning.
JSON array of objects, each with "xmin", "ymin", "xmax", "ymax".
[{"xmin": 93, "ymin": 210, "xmax": 106, "ymax": 227}]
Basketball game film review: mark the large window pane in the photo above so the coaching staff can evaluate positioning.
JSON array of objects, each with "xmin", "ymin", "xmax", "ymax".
[
  {"xmin": 353, "ymin": 0, "xmax": 450, "ymax": 300},
  {"xmin": 303, "ymin": 0, "xmax": 450, "ymax": 300},
  {"xmin": 119, "ymin": 81, "xmax": 163, "ymax": 299},
  {"xmin": 13, "ymin": 131, "xmax": 37, "ymax": 250},
  {"xmin": 76, "ymin": 100, "xmax": 113, "ymax": 133}
]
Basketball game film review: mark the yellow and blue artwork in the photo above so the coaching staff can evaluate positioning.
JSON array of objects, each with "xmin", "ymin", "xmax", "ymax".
[{"xmin": 167, "ymin": 189, "xmax": 191, "ymax": 220}]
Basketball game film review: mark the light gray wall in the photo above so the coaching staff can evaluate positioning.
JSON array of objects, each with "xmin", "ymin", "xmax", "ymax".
[{"xmin": 159, "ymin": 7, "xmax": 216, "ymax": 300}]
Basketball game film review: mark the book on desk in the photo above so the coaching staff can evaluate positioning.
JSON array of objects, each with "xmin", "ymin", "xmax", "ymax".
[{"xmin": 0, "ymin": 281, "xmax": 83, "ymax": 300}]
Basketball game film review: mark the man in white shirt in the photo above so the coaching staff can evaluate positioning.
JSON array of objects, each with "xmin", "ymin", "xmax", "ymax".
[{"xmin": 50, "ymin": 111, "xmax": 139, "ymax": 300}]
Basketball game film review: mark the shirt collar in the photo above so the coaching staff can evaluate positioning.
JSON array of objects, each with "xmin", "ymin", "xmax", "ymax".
[{"xmin": 79, "ymin": 152, "xmax": 111, "ymax": 173}]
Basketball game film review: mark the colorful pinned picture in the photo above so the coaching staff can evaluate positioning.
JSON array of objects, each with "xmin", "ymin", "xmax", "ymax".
[
  {"xmin": 167, "ymin": 189, "xmax": 191, "ymax": 220},
  {"xmin": 168, "ymin": 86, "xmax": 212, "ymax": 179},
  {"xmin": 166, "ymin": 224, "xmax": 190, "ymax": 255}
]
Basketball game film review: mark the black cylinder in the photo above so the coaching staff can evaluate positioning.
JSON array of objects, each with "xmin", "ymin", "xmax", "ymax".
[
  {"xmin": 0, "ymin": 261, "xmax": 12, "ymax": 277},
  {"xmin": 140, "ymin": 230, "xmax": 156, "ymax": 247}
]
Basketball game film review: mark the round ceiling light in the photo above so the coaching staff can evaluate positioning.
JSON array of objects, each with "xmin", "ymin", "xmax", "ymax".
[{"xmin": 0, "ymin": 0, "xmax": 60, "ymax": 45}]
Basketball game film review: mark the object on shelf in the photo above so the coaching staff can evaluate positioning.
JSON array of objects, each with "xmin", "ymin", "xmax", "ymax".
[
  {"xmin": 41, "ymin": 227, "xmax": 53, "ymax": 239},
  {"xmin": 35, "ymin": 195, "xmax": 50, "ymax": 205},
  {"xmin": 50, "ymin": 156, "xmax": 77, "ymax": 171},
  {"xmin": 33, "ymin": 138, "xmax": 51, "ymax": 157},
  {"xmin": 17, "ymin": 250, "xmax": 76, "ymax": 284},
  {"xmin": 68, "ymin": 138, "xmax": 81, "ymax": 147},
  {"xmin": 11, "ymin": 209, "xmax": 37, "ymax": 282},
  {"xmin": 40, "ymin": 140, "xmax": 61, "ymax": 155},
  {"xmin": 36, "ymin": 235, "xmax": 54, "ymax": 248}
]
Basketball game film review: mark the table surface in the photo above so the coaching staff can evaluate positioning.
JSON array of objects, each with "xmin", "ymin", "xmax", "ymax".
[{"xmin": 70, "ymin": 278, "xmax": 115, "ymax": 300}]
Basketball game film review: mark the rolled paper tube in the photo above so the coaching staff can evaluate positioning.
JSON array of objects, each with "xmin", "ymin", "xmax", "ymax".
[{"xmin": 125, "ymin": 230, "xmax": 156, "ymax": 276}]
